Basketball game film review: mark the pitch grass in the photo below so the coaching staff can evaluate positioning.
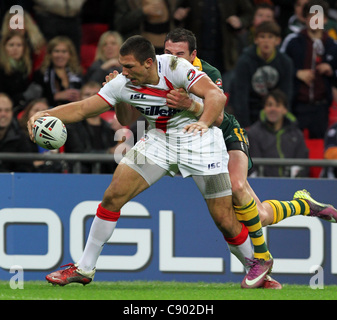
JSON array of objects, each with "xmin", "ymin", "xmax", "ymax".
[{"xmin": 0, "ymin": 280, "xmax": 337, "ymax": 300}]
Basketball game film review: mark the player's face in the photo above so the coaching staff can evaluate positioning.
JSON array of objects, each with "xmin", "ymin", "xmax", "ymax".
[
  {"xmin": 119, "ymin": 54, "xmax": 151, "ymax": 86},
  {"xmin": 164, "ymin": 40, "xmax": 196, "ymax": 64}
]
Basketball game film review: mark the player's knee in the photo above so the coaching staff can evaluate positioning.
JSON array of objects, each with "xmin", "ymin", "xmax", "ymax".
[
  {"xmin": 101, "ymin": 191, "xmax": 124, "ymax": 213},
  {"xmin": 258, "ymin": 210, "xmax": 268, "ymax": 227},
  {"xmin": 231, "ymin": 178, "xmax": 246, "ymax": 201},
  {"xmin": 101, "ymin": 178, "xmax": 128, "ymax": 211}
]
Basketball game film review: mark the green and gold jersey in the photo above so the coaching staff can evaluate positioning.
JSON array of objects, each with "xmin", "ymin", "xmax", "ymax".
[{"xmin": 193, "ymin": 57, "xmax": 243, "ymax": 142}]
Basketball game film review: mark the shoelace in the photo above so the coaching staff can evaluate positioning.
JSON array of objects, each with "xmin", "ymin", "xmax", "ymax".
[
  {"xmin": 245, "ymin": 258, "xmax": 264, "ymax": 276},
  {"xmin": 59, "ymin": 263, "xmax": 76, "ymax": 274}
]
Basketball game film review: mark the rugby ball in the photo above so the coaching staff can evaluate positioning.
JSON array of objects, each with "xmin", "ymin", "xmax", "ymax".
[{"xmin": 33, "ymin": 116, "xmax": 67, "ymax": 150}]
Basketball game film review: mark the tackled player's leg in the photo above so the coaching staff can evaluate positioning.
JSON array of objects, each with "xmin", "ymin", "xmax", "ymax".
[
  {"xmin": 193, "ymin": 173, "xmax": 273, "ymax": 289},
  {"xmin": 46, "ymin": 154, "xmax": 167, "ymax": 286}
]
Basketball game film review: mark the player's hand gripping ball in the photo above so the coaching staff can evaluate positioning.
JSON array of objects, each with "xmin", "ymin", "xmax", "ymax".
[{"xmin": 33, "ymin": 116, "xmax": 67, "ymax": 150}]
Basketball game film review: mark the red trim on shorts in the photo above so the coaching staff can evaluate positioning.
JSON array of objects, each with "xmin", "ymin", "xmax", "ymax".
[
  {"xmin": 96, "ymin": 203, "xmax": 120, "ymax": 222},
  {"xmin": 224, "ymin": 223, "xmax": 248, "ymax": 245}
]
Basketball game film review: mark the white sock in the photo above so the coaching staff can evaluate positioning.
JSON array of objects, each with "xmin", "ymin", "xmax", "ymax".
[
  {"xmin": 227, "ymin": 236, "xmax": 254, "ymax": 273},
  {"xmin": 77, "ymin": 216, "xmax": 117, "ymax": 272}
]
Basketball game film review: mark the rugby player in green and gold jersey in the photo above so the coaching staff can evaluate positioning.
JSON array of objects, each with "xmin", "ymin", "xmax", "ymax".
[{"xmin": 164, "ymin": 28, "xmax": 337, "ymax": 289}]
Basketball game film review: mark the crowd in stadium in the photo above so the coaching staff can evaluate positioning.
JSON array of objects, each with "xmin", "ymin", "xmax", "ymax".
[{"xmin": 1, "ymin": 0, "xmax": 337, "ymax": 177}]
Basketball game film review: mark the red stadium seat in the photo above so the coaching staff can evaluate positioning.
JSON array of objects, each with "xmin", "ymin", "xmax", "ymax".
[
  {"xmin": 80, "ymin": 44, "xmax": 97, "ymax": 73},
  {"xmin": 305, "ymin": 138, "xmax": 324, "ymax": 177},
  {"xmin": 81, "ymin": 23, "xmax": 108, "ymax": 45},
  {"xmin": 80, "ymin": 23, "xmax": 109, "ymax": 73}
]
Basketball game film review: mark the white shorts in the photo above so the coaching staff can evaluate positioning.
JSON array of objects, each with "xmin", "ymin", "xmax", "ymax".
[{"xmin": 120, "ymin": 127, "xmax": 232, "ymax": 199}]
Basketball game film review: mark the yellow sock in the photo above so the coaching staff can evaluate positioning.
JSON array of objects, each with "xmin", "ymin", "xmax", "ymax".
[
  {"xmin": 263, "ymin": 199, "xmax": 310, "ymax": 225},
  {"xmin": 234, "ymin": 198, "xmax": 271, "ymax": 261}
]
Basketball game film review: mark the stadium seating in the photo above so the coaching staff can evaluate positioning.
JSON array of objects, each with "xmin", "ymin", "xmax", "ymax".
[
  {"xmin": 81, "ymin": 23, "xmax": 108, "ymax": 45},
  {"xmin": 304, "ymin": 138, "xmax": 324, "ymax": 178},
  {"xmin": 80, "ymin": 44, "xmax": 97, "ymax": 73},
  {"xmin": 80, "ymin": 23, "xmax": 108, "ymax": 73}
]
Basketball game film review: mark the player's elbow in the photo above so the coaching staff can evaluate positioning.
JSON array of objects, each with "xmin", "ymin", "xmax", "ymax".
[{"xmin": 219, "ymin": 91, "xmax": 227, "ymax": 107}]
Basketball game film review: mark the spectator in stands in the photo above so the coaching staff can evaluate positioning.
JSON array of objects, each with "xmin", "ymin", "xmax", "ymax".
[
  {"xmin": 1, "ymin": 10, "xmax": 46, "ymax": 71},
  {"xmin": 285, "ymin": 0, "xmax": 337, "ymax": 38},
  {"xmin": 85, "ymin": 31, "xmax": 123, "ymax": 84},
  {"xmin": 284, "ymin": 0, "xmax": 337, "ymax": 112},
  {"xmin": 280, "ymin": 0, "xmax": 337, "ymax": 139},
  {"xmin": 248, "ymin": 89, "xmax": 309, "ymax": 178},
  {"xmin": 322, "ymin": 122, "xmax": 337, "ymax": 178},
  {"xmin": 0, "ymin": 92, "xmax": 35, "ymax": 172},
  {"xmin": 231, "ymin": 20, "xmax": 293, "ymax": 128},
  {"xmin": 33, "ymin": 36, "xmax": 82, "ymax": 107},
  {"xmin": 285, "ymin": 0, "xmax": 308, "ymax": 35},
  {"xmin": 174, "ymin": 0, "xmax": 254, "ymax": 90},
  {"xmin": 64, "ymin": 81, "xmax": 119, "ymax": 173},
  {"xmin": 245, "ymin": 3, "xmax": 276, "ymax": 46},
  {"xmin": 113, "ymin": 0, "xmax": 179, "ymax": 54},
  {"xmin": 18, "ymin": 97, "xmax": 63, "ymax": 172},
  {"xmin": 0, "ymin": 30, "xmax": 42, "ymax": 116},
  {"xmin": 31, "ymin": 0, "xmax": 86, "ymax": 55}
]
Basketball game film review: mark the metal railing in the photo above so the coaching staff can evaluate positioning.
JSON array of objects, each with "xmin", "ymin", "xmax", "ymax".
[{"xmin": 1, "ymin": 152, "xmax": 337, "ymax": 175}]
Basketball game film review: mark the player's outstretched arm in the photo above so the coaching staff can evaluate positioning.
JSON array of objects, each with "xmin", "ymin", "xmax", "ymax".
[{"xmin": 27, "ymin": 95, "xmax": 110, "ymax": 141}]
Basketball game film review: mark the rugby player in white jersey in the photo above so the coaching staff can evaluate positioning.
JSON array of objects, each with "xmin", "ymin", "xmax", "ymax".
[{"xmin": 28, "ymin": 35, "xmax": 272, "ymax": 288}]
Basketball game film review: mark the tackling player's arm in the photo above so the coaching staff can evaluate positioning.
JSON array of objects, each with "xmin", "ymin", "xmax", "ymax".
[
  {"xmin": 185, "ymin": 76, "xmax": 226, "ymax": 135},
  {"xmin": 166, "ymin": 89, "xmax": 223, "ymax": 126}
]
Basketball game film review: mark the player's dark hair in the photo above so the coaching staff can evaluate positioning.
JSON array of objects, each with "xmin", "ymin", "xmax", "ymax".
[
  {"xmin": 120, "ymin": 35, "xmax": 156, "ymax": 64},
  {"xmin": 164, "ymin": 28, "xmax": 197, "ymax": 54},
  {"xmin": 255, "ymin": 21, "xmax": 281, "ymax": 37}
]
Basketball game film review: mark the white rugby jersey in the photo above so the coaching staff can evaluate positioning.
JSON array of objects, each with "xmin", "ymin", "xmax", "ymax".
[{"xmin": 97, "ymin": 54, "xmax": 206, "ymax": 134}]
